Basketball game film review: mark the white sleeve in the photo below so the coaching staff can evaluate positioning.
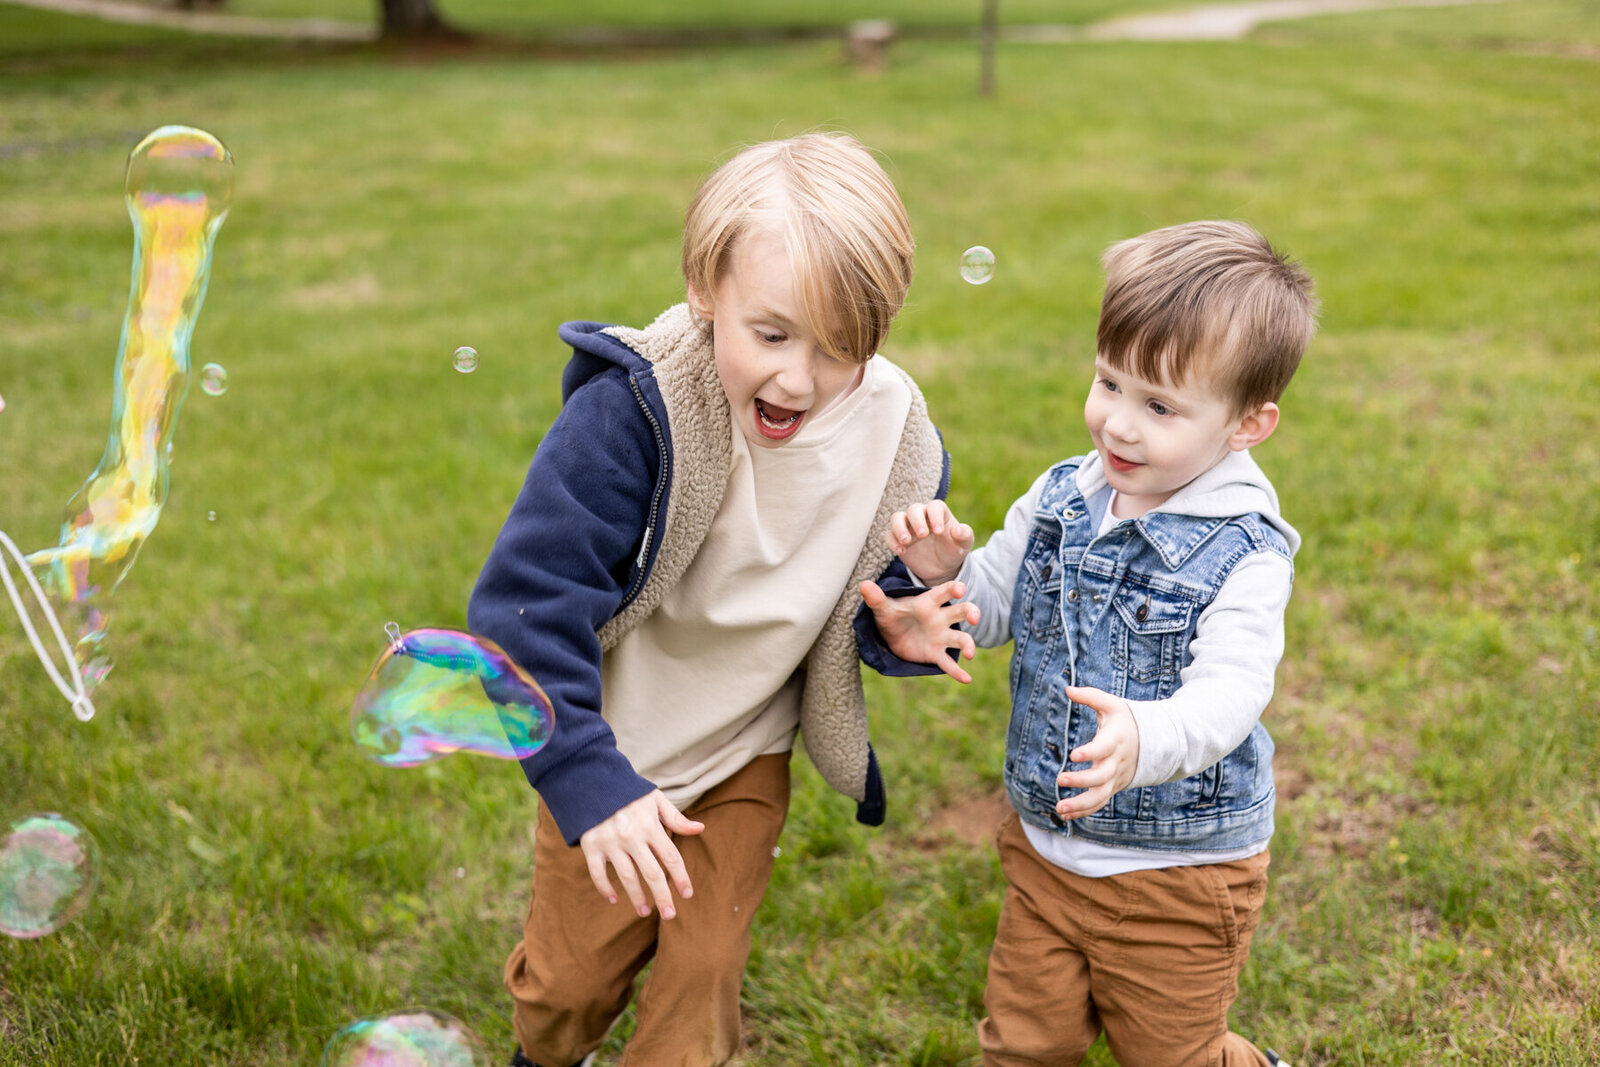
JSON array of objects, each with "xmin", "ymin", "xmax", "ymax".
[
  {"xmin": 930, "ymin": 470, "xmax": 1053, "ymax": 650},
  {"xmin": 1125, "ymin": 551, "xmax": 1293, "ymax": 788}
]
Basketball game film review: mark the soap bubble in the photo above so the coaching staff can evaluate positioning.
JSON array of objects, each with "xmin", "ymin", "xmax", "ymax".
[
  {"xmin": 322, "ymin": 1008, "xmax": 490, "ymax": 1067},
  {"xmin": 452, "ymin": 346, "xmax": 478, "ymax": 374},
  {"xmin": 351, "ymin": 624, "xmax": 554, "ymax": 768},
  {"xmin": 0, "ymin": 392, "xmax": 6, "ymax": 413},
  {"xmin": 960, "ymin": 245, "xmax": 995, "ymax": 285},
  {"xmin": 0, "ymin": 813, "xmax": 101, "ymax": 939},
  {"xmin": 200, "ymin": 362, "xmax": 229, "ymax": 396},
  {"xmin": 25, "ymin": 125, "xmax": 233, "ymax": 693}
]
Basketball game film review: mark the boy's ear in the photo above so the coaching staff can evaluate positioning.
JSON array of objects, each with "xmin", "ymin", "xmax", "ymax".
[
  {"xmin": 686, "ymin": 283, "xmax": 714, "ymax": 323},
  {"xmin": 1228, "ymin": 402, "xmax": 1279, "ymax": 452}
]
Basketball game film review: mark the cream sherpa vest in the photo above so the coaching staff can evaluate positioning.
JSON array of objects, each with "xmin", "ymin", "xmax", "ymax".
[{"xmin": 595, "ymin": 303, "xmax": 945, "ymax": 806}]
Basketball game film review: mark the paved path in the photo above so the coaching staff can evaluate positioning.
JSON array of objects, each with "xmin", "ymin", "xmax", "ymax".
[
  {"xmin": 1013, "ymin": 0, "xmax": 1503, "ymax": 43},
  {"xmin": 4, "ymin": 0, "xmax": 377, "ymax": 40},
  {"xmin": 2, "ymin": 0, "xmax": 1505, "ymax": 45}
]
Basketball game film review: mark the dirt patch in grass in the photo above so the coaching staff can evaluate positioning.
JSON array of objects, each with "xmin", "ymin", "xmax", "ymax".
[{"xmin": 912, "ymin": 788, "xmax": 1009, "ymax": 852}]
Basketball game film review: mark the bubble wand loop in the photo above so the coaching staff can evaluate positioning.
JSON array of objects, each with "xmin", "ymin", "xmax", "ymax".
[{"xmin": 0, "ymin": 530, "xmax": 95, "ymax": 721}]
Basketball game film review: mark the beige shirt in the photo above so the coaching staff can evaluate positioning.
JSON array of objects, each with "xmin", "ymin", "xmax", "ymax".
[{"xmin": 601, "ymin": 355, "xmax": 912, "ymax": 810}]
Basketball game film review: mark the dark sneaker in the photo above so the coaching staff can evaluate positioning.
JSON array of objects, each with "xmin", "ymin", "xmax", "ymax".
[{"xmin": 1266, "ymin": 1051, "xmax": 1293, "ymax": 1067}]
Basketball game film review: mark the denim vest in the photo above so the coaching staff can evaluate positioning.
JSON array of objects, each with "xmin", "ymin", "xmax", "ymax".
[{"xmin": 1004, "ymin": 458, "xmax": 1292, "ymax": 852}]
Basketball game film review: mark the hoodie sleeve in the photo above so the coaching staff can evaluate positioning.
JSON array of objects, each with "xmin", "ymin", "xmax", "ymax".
[
  {"xmin": 1124, "ymin": 551, "xmax": 1293, "ymax": 787},
  {"xmin": 467, "ymin": 366, "xmax": 659, "ymax": 845}
]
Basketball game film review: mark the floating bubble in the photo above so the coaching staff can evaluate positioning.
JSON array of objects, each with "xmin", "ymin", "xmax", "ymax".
[
  {"xmin": 207, "ymin": 510, "xmax": 217, "ymax": 523},
  {"xmin": 960, "ymin": 245, "xmax": 995, "ymax": 285},
  {"xmin": 0, "ymin": 813, "xmax": 101, "ymax": 939},
  {"xmin": 25, "ymin": 126, "xmax": 233, "ymax": 695},
  {"xmin": 351, "ymin": 624, "xmax": 554, "ymax": 768},
  {"xmin": 452, "ymin": 346, "xmax": 478, "ymax": 374},
  {"xmin": 200, "ymin": 362, "xmax": 228, "ymax": 396},
  {"xmin": 0, "ymin": 392, "xmax": 6, "ymax": 413},
  {"xmin": 322, "ymin": 1008, "xmax": 490, "ymax": 1067}
]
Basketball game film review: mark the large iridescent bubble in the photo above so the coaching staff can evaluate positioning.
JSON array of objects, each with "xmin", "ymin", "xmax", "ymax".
[
  {"xmin": 351, "ymin": 625, "xmax": 554, "ymax": 768},
  {"xmin": 0, "ymin": 812, "xmax": 101, "ymax": 939},
  {"xmin": 322, "ymin": 1008, "xmax": 490, "ymax": 1067},
  {"xmin": 24, "ymin": 126, "xmax": 233, "ymax": 700}
]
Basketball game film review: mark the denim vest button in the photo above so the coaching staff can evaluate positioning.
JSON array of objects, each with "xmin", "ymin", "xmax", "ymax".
[
  {"xmin": 1050, "ymin": 812, "xmax": 1066, "ymax": 828},
  {"xmin": 1041, "ymin": 562, "xmax": 1053, "ymax": 582},
  {"xmin": 1091, "ymin": 593, "xmax": 1102, "ymax": 603},
  {"xmin": 1046, "ymin": 742, "xmax": 1061, "ymax": 759},
  {"xmin": 1136, "ymin": 603, "xmax": 1149, "ymax": 622},
  {"xmin": 1065, "ymin": 588, "xmax": 1079, "ymax": 602}
]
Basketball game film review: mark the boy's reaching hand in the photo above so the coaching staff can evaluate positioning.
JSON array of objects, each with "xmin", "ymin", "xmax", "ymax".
[
  {"xmin": 1055, "ymin": 686, "xmax": 1140, "ymax": 820},
  {"xmin": 886, "ymin": 501, "xmax": 974, "ymax": 585},
  {"xmin": 579, "ymin": 790, "xmax": 706, "ymax": 919},
  {"xmin": 859, "ymin": 579, "xmax": 980, "ymax": 684}
]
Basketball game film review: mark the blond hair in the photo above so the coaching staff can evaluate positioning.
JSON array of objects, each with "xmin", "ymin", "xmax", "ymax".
[
  {"xmin": 682, "ymin": 132, "xmax": 914, "ymax": 365},
  {"xmin": 1097, "ymin": 220, "xmax": 1318, "ymax": 415}
]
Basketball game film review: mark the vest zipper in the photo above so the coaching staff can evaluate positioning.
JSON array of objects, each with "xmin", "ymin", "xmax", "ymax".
[{"xmin": 623, "ymin": 374, "xmax": 668, "ymax": 609}]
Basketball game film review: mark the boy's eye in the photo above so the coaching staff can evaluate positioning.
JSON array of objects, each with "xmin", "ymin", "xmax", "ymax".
[
  {"xmin": 757, "ymin": 331, "xmax": 786, "ymax": 345},
  {"xmin": 1099, "ymin": 378, "xmax": 1119, "ymax": 393},
  {"xmin": 1149, "ymin": 400, "xmax": 1172, "ymax": 416}
]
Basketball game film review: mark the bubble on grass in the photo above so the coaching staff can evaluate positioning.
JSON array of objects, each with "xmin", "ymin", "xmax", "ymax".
[
  {"xmin": 351, "ymin": 624, "xmax": 554, "ymax": 768},
  {"xmin": 0, "ymin": 392, "xmax": 6, "ymax": 414},
  {"xmin": 771, "ymin": 846, "xmax": 782, "ymax": 859},
  {"xmin": 452, "ymin": 346, "xmax": 479, "ymax": 374},
  {"xmin": 0, "ymin": 813, "xmax": 101, "ymax": 939},
  {"xmin": 960, "ymin": 245, "xmax": 995, "ymax": 285},
  {"xmin": 322, "ymin": 1008, "xmax": 490, "ymax": 1067},
  {"xmin": 200, "ymin": 362, "xmax": 229, "ymax": 396}
]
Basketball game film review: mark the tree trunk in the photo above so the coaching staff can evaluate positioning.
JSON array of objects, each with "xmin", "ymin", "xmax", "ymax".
[{"xmin": 379, "ymin": 0, "xmax": 453, "ymax": 38}]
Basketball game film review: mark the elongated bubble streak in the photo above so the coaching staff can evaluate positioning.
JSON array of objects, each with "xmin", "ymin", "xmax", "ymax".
[
  {"xmin": 351, "ymin": 627, "xmax": 555, "ymax": 768},
  {"xmin": 26, "ymin": 127, "xmax": 233, "ymax": 690}
]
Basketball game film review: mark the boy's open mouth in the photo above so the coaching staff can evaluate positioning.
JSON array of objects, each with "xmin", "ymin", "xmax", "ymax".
[
  {"xmin": 1106, "ymin": 451, "xmax": 1142, "ymax": 473},
  {"xmin": 755, "ymin": 398, "xmax": 804, "ymax": 439}
]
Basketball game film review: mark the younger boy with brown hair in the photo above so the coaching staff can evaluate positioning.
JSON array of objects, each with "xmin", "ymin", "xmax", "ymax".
[{"xmin": 866, "ymin": 219, "xmax": 1318, "ymax": 1065}]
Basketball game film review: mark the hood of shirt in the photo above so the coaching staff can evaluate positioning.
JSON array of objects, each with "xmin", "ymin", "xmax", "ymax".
[{"xmin": 1075, "ymin": 448, "xmax": 1300, "ymax": 557}]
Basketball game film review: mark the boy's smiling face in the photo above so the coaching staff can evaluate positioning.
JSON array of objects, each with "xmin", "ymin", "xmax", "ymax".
[
  {"xmin": 1084, "ymin": 356, "xmax": 1278, "ymax": 518},
  {"xmin": 689, "ymin": 228, "xmax": 863, "ymax": 449}
]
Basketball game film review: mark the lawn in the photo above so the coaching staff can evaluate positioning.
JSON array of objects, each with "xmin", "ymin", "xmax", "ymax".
[{"xmin": 1, "ymin": 2, "xmax": 1597, "ymax": 1065}]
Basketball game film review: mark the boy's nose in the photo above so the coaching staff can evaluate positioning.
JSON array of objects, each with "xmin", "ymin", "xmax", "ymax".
[{"xmin": 773, "ymin": 350, "xmax": 817, "ymax": 402}]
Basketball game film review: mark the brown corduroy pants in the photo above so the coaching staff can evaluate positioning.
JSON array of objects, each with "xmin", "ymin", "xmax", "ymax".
[
  {"xmin": 979, "ymin": 811, "xmax": 1275, "ymax": 1067},
  {"xmin": 505, "ymin": 753, "xmax": 790, "ymax": 1067}
]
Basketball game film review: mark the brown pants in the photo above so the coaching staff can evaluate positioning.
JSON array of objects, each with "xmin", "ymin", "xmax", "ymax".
[
  {"xmin": 505, "ymin": 754, "xmax": 791, "ymax": 1067},
  {"xmin": 979, "ymin": 811, "xmax": 1274, "ymax": 1067}
]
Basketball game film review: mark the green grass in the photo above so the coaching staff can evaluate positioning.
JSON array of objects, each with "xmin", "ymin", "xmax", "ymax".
[{"xmin": 2, "ymin": 2, "xmax": 1598, "ymax": 1065}]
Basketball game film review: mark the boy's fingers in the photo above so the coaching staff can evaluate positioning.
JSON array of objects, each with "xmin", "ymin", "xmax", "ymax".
[
  {"xmin": 937, "ymin": 651, "xmax": 973, "ymax": 684},
  {"xmin": 858, "ymin": 580, "xmax": 887, "ymax": 608},
  {"xmin": 583, "ymin": 850, "xmax": 619, "ymax": 905}
]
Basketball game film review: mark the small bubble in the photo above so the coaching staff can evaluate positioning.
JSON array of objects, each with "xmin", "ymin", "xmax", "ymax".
[
  {"xmin": 199, "ymin": 362, "xmax": 228, "ymax": 396},
  {"xmin": 453, "ymin": 346, "xmax": 479, "ymax": 374},
  {"xmin": 0, "ymin": 392, "xmax": 6, "ymax": 414},
  {"xmin": 455, "ymin": 867, "xmax": 466, "ymax": 879},
  {"xmin": 771, "ymin": 846, "xmax": 782, "ymax": 858},
  {"xmin": 206, "ymin": 510, "xmax": 216, "ymax": 523},
  {"xmin": 960, "ymin": 245, "xmax": 995, "ymax": 285}
]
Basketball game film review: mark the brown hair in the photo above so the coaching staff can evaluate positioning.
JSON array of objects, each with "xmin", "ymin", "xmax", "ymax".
[
  {"xmin": 682, "ymin": 132, "xmax": 915, "ymax": 364},
  {"xmin": 1097, "ymin": 220, "xmax": 1318, "ymax": 414}
]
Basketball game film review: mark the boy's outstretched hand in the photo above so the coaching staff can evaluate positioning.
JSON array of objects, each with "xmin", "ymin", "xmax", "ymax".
[
  {"xmin": 859, "ymin": 578, "xmax": 980, "ymax": 683},
  {"xmin": 1055, "ymin": 685, "xmax": 1140, "ymax": 820},
  {"xmin": 886, "ymin": 501, "xmax": 974, "ymax": 585},
  {"xmin": 579, "ymin": 789, "xmax": 706, "ymax": 919}
]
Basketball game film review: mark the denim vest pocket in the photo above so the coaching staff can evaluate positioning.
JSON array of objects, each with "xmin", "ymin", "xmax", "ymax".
[{"xmin": 1110, "ymin": 587, "xmax": 1193, "ymax": 696}]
